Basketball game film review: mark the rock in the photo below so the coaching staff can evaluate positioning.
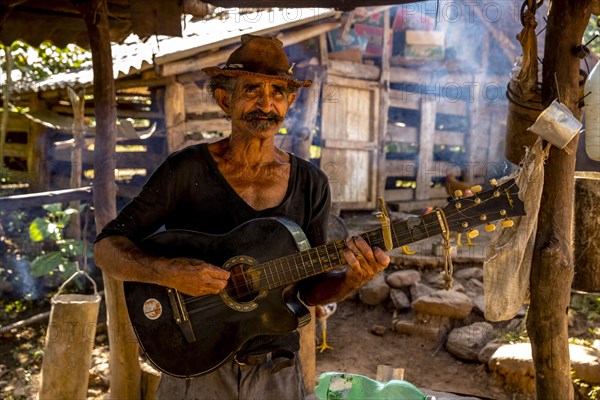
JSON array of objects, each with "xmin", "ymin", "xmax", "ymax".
[
  {"xmin": 389, "ymin": 288, "xmax": 411, "ymax": 310},
  {"xmin": 421, "ymin": 389, "xmax": 481, "ymax": 400},
  {"xmin": 570, "ymin": 344, "xmax": 600, "ymax": 383},
  {"xmin": 422, "ymin": 271, "xmax": 440, "ymax": 285},
  {"xmin": 0, "ymin": 279, "xmax": 13, "ymax": 296},
  {"xmin": 371, "ymin": 324, "xmax": 386, "ymax": 336},
  {"xmin": 445, "ymin": 322, "xmax": 495, "ymax": 361},
  {"xmin": 449, "ymin": 281, "xmax": 465, "ymax": 293},
  {"xmin": 468, "ymin": 278, "xmax": 483, "ymax": 288},
  {"xmin": 504, "ymin": 318, "xmax": 524, "ymax": 334},
  {"xmin": 12, "ymin": 384, "xmax": 26, "ymax": 397},
  {"xmin": 15, "ymin": 368, "xmax": 25, "ymax": 380},
  {"xmin": 358, "ymin": 273, "xmax": 390, "ymax": 306},
  {"xmin": 488, "ymin": 343, "xmax": 535, "ymax": 393},
  {"xmin": 478, "ymin": 340, "xmax": 503, "ymax": 364},
  {"xmin": 472, "ymin": 294, "xmax": 485, "ymax": 315},
  {"xmin": 515, "ymin": 305, "xmax": 528, "ymax": 318},
  {"xmin": 386, "ymin": 270, "xmax": 421, "ymax": 288},
  {"xmin": 409, "ymin": 282, "xmax": 435, "ymax": 301},
  {"xmin": 412, "ymin": 290, "xmax": 473, "ymax": 319},
  {"xmin": 393, "ymin": 318, "xmax": 447, "ymax": 342},
  {"xmin": 89, "ymin": 362, "xmax": 110, "ymax": 387},
  {"xmin": 489, "ymin": 343, "xmax": 600, "ymax": 391},
  {"xmin": 453, "ymin": 267, "xmax": 483, "ymax": 281}
]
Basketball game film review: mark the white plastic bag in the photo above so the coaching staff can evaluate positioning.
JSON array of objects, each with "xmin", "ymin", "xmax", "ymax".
[{"xmin": 484, "ymin": 138, "xmax": 546, "ymax": 321}]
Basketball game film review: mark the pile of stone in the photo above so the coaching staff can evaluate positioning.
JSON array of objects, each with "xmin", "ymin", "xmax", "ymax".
[{"xmin": 357, "ymin": 266, "xmax": 600, "ymax": 394}]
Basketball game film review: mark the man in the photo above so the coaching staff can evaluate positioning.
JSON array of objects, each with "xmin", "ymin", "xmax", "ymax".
[{"xmin": 94, "ymin": 34, "xmax": 390, "ymax": 400}]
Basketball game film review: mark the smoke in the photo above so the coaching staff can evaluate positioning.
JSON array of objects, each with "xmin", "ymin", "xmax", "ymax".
[{"xmin": 1, "ymin": 250, "xmax": 42, "ymax": 301}]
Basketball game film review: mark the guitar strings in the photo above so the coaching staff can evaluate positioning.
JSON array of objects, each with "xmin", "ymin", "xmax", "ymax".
[
  {"xmin": 181, "ymin": 181, "xmax": 519, "ymax": 316},
  {"xmin": 182, "ymin": 181, "xmax": 518, "ymax": 314}
]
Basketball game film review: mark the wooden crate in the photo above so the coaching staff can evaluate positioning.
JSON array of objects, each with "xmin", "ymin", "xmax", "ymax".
[{"xmin": 0, "ymin": 112, "xmax": 47, "ymax": 191}]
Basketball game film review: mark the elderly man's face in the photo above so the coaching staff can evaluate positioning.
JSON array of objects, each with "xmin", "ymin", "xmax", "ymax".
[{"xmin": 225, "ymin": 75, "xmax": 296, "ymax": 137}]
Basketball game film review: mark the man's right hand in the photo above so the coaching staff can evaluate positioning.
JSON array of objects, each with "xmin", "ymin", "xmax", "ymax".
[{"xmin": 163, "ymin": 258, "xmax": 230, "ymax": 297}]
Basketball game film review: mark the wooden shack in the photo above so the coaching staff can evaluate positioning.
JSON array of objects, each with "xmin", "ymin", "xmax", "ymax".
[
  {"xmin": 6, "ymin": 5, "xmax": 544, "ymax": 211},
  {"xmin": 6, "ymin": 8, "xmax": 344, "ymax": 197},
  {"xmin": 0, "ymin": 110, "xmax": 47, "ymax": 192}
]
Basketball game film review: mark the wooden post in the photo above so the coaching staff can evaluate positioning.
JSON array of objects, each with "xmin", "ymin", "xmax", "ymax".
[
  {"xmin": 573, "ymin": 171, "xmax": 600, "ymax": 292},
  {"xmin": 28, "ymin": 96, "xmax": 48, "ymax": 192},
  {"xmin": 525, "ymin": 2, "xmax": 592, "ymax": 399},
  {"xmin": 376, "ymin": 365, "xmax": 404, "ymax": 382},
  {"xmin": 299, "ymin": 307, "xmax": 316, "ymax": 394},
  {"xmin": 39, "ymin": 293, "xmax": 101, "ymax": 399},
  {"xmin": 67, "ymin": 87, "xmax": 85, "ymax": 240},
  {"xmin": 291, "ymin": 66, "xmax": 321, "ymax": 161},
  {"xmin": 378, "ymin": 10, "xmax": 391, "ymax": 198},
  {"xmin": 465, "ymin": 72, "xmax": 484, "ymax": 183},
  {"xmin": 0, "ymin": 46, "xmax": 11, "ymax": 172},
  {"xmin": 82, "ymin": 0, "xmax": 142, "ymax": 398},
  {"xmin": 415, "ymin": 100, "xmax": 436, "ymax": 201},
  {"xmin": 165, "ymin": 76, "xmax": 186, "ymax": 153}
]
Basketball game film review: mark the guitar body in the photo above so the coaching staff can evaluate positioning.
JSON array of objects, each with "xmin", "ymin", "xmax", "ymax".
[
  {"xmin": 124, "ymin": 218, "xmax": 312, "ymax": 378},
  {"xmin": 123, "ymin": 178, "xmax": 526, "ymax": 378}
]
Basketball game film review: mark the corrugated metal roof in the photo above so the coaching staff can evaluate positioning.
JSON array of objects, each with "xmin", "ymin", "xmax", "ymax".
[{"xmin": 16, "ymin": 8, "xmax": 336, "ymax": 94}]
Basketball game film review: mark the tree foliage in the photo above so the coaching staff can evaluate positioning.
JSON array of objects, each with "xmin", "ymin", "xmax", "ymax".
[
  {"xmin": 0, "ymin": 40, "xmax": 91, "ymax": 91},
  {"xmin": 584, "ymin": 16, "xmax": 600, "ymax": 58}
]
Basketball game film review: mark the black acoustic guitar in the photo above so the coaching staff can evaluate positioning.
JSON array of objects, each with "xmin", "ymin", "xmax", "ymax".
[{"xmin": 124, "ymin": 179, "xmax": 525, "ymax": 378}]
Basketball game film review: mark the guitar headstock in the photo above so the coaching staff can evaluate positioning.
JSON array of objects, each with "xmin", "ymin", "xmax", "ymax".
[{"xmin": 441, "ymin": 178, "xmax": 525, "ymax": 234}]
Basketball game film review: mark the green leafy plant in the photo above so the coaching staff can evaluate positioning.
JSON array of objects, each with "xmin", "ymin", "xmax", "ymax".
[
  {"xmin": 27, "ymin": 203, "xmax": 87, "ymax": 279},
  {"xmin": 573, "ymin": 374, "xmax": 600, "ymax": 400},
  {"xmin": 571, "ymin": 293, "xmax": 600, "ymax": 321},
  {"xmin": 584, "ymin": 16, "xmax": 600, "ymax": 57},
  {"xmin": 0, "ymin": 40, "xmax": 91, "ymax": 93}
]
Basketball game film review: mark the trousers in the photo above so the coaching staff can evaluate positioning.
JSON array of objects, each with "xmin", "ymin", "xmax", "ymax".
[{"xmin": 157, "ymin": 352, "xmax": 306, "ymax": 400}]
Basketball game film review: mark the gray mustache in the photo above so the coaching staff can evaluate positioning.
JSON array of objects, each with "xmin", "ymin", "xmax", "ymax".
[{"xmin": 243, "ymin": 110, "xmax": 284, "ymax": 123}]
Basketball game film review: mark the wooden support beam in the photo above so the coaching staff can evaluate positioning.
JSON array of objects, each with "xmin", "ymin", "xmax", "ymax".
[
  {"xmin": 378, "ymin": 9, "xmax": 391, "ymax": 200},
  {"xmin": 82, "ymin": 0, "xmax": 142, "ymax": 398},
  {"xmin": 328, "ymin": 60, "xmax": 380, "ymax": 81},
  {"xmin": 52, "ymin": 105, "xmax": 163, "ymax": 120},
  {"xmin": 0, "ymin": 187, "xmax": 92, "ymax": 211},
  {"xmin": 415, "ymin": 100, "xmax": 436, "ymax": 201},
  {"xmin": 319, "ymin": 33, "xmax": 329, "ymax": 66},
  {"xmin": 165, "ymin": 77, "xmax": 186, "ymax": 153},
  {"xmin": 161, "ymin": 22, "xmax": 341, "ymax": 77},
  {"xmin": 526, "ymin": 2, "xmax": 592, "ymax": 399}
]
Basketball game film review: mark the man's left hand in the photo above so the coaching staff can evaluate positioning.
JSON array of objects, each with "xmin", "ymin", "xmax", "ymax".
[{"xmin": 343, "ymin": 236, "xmax": 390, "ymax": 289}]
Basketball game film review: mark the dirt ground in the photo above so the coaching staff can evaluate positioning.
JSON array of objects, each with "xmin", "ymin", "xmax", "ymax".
[
  {"xmin": 0, "ymin": 214, "xmax": 595, "ymax": 399},
  {"xmin": 0, "ymin": 295, "xmax": 533, "ymax": 400},
  {"xmin": 314, "ymin": 298, "xmax": 528, "ymax": 400}
]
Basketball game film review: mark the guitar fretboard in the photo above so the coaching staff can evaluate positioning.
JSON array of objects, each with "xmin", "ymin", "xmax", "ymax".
[{"xmin": 258, "ymin": 213, "xmax": 443, "ymax": 290}]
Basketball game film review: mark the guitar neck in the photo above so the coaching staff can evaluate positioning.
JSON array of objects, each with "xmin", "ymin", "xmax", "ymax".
[{"xmin": 259, "ymin": 213, "xmax": 442, "ymax": 290}]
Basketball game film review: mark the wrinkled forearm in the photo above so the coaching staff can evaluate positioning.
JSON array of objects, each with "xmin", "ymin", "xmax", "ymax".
[
  {"xmin": 94, "ymin": 235, "xmax": 173, "ymax": 287},
  {"xmin": 94, "ymin": 235, "xmax": 229, "ymax": 297}
]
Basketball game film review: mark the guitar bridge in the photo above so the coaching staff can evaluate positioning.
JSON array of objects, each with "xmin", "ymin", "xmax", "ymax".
[{"xmin": 167, "ymin": 288, "xmax": 196, "ymax": 343}]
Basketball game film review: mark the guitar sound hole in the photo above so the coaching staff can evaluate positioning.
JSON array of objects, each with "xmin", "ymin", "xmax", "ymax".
[{"xmin": 226, "ymin": 263, "xmax": 259, "ymax": 303}]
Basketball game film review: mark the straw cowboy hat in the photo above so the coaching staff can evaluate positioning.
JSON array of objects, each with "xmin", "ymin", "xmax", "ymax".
[{"xmin": 202, "ymin": 34, "xmax": 312, "ymax": 87}]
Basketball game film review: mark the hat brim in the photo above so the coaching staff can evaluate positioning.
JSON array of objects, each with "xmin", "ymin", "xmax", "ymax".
[{"xmin": 202, "ymin": 67, "xmax": 312, "ymax": 87}]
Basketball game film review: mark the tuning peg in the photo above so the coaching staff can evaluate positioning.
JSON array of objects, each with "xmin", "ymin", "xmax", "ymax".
[
  {"xmin": 502, "ymin": 219, "xmax": 515, "ymax": 228},
  {"xmin": 485, "ymin": 223, "xmax": 496, "ymax": 232},
  {"xmin": 470, "ymin": 185, "xmax": 482, "ymax": 194},
  {"xmin": 454, "ymin": 190, "xmax": 463, "ymax": 198},
  {"xmin": 467, "ymin": 229, "xmax": 479, "ymax": 239},
  {"xmin": 489, "ymin": 178, "xmax": 498, "ymax": 187}
]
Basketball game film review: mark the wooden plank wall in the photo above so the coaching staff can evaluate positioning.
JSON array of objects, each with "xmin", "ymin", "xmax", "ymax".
[
  {"xmin": 0, "ymin": 112, "xmax": 47, "ymax": 192},
  {"xmin": 52, "ymin": 136, "xmax": 164, "ymax": 198},
  {"xmin": 383, "ymin": 66, "xmax": 505, "ymax": 211}
]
